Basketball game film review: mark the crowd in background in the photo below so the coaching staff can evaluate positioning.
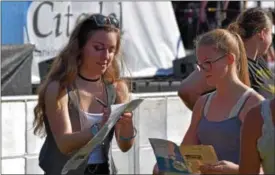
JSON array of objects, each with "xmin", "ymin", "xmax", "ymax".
[{"xmin": 172, "ymin": 1, "xmax": 275, "ymax": 66}]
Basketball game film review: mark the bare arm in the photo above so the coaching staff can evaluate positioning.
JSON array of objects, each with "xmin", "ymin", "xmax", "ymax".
[
  {"xmin": 181, "ymin": 95, "xmax": 207, "ymax": 145},
  {"xmin": 223, "ymin": 0, "xmax": 229, "ymax": 10},
  {"xmin": 239, "ymin": 107, "xmax": 262, "ymax": 174},
  {"xmin": 239, "ymin": 92, "xmax": 265, "ymax": 122},
  {"xmin": 45, "ymin": 81, "xmax": 94, "ymax": 155},
  {"xmin": 114, "ymin": 80, "xmax": 135, "ymax": 152},
  {"xmin": 199, "ymin": 1, "xmax": 208, "ymax": 22},
  {"xmin": 200, "ymin": 1, "xmax": 208, "ymax": 10},
  {"xmin": 178, "ymin": 67, "xmax": 214, "ymax": 110},
  {"xmin": 153, "ymin": 95, "xmax": 207, "ymax": 175}
]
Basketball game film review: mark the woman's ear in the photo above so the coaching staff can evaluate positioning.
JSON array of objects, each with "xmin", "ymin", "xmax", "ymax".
[
  {"xmin": 257, "ymin": 28, "xmax": 267, "ymax": 41},
  {"xmin": 227, "ymin": 53, "xmax": 235, "ymax": 65}
]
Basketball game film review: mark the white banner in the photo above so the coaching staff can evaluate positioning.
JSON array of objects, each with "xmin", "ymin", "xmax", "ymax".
[{"xmin": 26, "ymin": 1, "xmax": 185, "ymax": 84}]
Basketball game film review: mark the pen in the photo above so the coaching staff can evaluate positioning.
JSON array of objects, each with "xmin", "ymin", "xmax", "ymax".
[{"xmin": 95, "ymin": 97, "xmax": 108, "ymax": 108}]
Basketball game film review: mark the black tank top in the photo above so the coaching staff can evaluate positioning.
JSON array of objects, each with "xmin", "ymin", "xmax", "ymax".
[{"xmin": 248, "ymin": 57, "xmax": 275, "ymax": 99}]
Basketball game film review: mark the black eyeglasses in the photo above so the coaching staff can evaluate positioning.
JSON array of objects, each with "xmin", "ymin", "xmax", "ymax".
[
  {"xmin": 196, "ymin": 53, "xmax": 228, "ymax": 72},
  {"xmin": 87, "ymin": 14, "xmax": 120, "ymax": 29}
]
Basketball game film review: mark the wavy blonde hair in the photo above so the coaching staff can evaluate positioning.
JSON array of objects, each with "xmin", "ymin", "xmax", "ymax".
[{"xmin": 33, "ymin": 14, "xmax": 123, "ymax": 137}]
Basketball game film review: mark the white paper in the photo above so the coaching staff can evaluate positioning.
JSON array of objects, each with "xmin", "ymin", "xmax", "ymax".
[{"xmin": 61, "ymin": 98, "xmax": 144, "ymax": 174}]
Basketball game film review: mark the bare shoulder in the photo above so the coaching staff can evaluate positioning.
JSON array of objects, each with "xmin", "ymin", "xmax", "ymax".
[
  {"xmin": 113, "ymin": 80, "xmax": 129, "ymax": 92},
  {"xmin": 45, "ymin": 81, "xmax": 60, "ymax": 96},
  {"xmin": 246, "ymin": 90, "xmax": 265, "ymax": 110},
  {"xmin": 192, "ymin": 93, "xmax": 210, "ymax": 117},
  {"xmin": 45, "ymin": 81, "xmax": 68, "ymax": 105},
  {"xmin": 240, "ymin": 90, "xmax": 264, "ymax": 122},
  {"xmin": 113, "ymin": 80, "xmax": 129, "ymax": 103}
]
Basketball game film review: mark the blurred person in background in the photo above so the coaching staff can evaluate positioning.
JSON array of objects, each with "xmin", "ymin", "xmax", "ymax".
[
  {"xmin": 264, "ymin": 9, "xmax": 275, "ymax": 71},
  {"xmin": 178, "ymin": 7, "xmax": 275, "ymax": 111},
  {"xmin": 198, "ymin": 1, "xmax": 241, "ymax": 32},
  {"xmin": 197, "ymin": 1, "xmax": 218, "ymax": 34},
  {"xmin": 221, "ymin": 1, "xmax": 242, "ymax": 28},
  {"xmin": 33, "ymin": 13, "xmax": 136, "ymax": 175},
  {"xmin": 239, "ymin": 97, "xmax": 274, "ymax": 174},
  {"xmin": 154, "ymin": 28, "xmax": 264, "ymax": 174}
]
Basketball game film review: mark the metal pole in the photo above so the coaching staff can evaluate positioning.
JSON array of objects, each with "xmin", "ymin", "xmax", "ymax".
[
  {"xmin": 119, "ymin": 1, "xmax": 123, "ymax": 30},
  {"xmin": 99, "ymin": 1, "xmax": 103, "ymax": 14},
  {"xmin": 217, "ymin": 1, "xmax": 221, "ymax": 28},
  {"xmin": 257, "ymin": 1, "xmax": 261, "ymax": 8}
]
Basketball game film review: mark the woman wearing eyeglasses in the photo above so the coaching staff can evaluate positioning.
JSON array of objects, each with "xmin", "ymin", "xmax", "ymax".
[
  {"xmin": 178, "ymin": 7, "xmax": 274, "ymax": 111},
  {"xmin": 33, "ymin": 14, "xmax": 136, "ymax": 175},
  {"xmin": 183, "ymin": 29, "xmax": 264, "ymax": 174},
  {"xmin": 153, "ymin": 28, "xmax": 264, "ymax": 175}
]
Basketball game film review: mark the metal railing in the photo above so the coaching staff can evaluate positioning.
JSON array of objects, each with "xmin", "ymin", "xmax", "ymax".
[{"xmin": 1, "ymin": 92, "xmax": 191, "ymax": 174}]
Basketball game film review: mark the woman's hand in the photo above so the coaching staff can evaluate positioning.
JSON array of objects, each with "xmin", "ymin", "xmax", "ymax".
[
  {"xmin": 153, "ymin": 163, "xmax": 165, "ymax": 175},
  {"xmin": 115, "ymin": 111, "xmax": 135, "ymax": 152},
  {"xmin": 100, "ymin": 107, "xmax": 111, "ymax": 128},
  {"xmin": 117, "ymin": 112, "xmax": 133, "ymax": 125},
  {"xmin": 199, "ymin": 160, "xmax": 239, "ymax": 174},
  {"xmin": 117, "ymin": 112, "xmax": 135, "ymax": 138},
  {"xmin": 153, "ymin": 163, "xmax": 159, "ymax": 175}
]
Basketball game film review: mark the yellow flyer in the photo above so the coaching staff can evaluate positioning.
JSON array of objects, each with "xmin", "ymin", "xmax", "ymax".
[
  {"xmin": 180, "ymin": 145, "xmax": 218, "ymax": 174},
  {"xmin": 149, "ymin": 138, "xmax": 218, "ymax": 175}
]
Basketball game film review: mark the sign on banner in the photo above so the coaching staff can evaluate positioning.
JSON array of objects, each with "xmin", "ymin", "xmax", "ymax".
[{"xmin": 26, "ymin": 1, "xmax": 186, "ymax": 84}]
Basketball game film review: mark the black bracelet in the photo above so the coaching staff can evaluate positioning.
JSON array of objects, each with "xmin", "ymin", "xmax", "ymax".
[{"xmin": 119, "ymin": 127, "xmax": 137, "ymax": 141}]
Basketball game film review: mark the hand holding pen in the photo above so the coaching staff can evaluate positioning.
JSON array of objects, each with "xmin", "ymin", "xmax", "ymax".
[{"xmin": 95, "ymin": 97, "xmax": 110, "ymax": 128}]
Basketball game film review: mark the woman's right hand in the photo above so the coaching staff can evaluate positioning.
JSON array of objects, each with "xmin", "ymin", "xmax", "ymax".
[
  {"xmin": 153, "ymin": 163, "xmax": 165, "ymax": 175},
  {"xmin": 100, "ymin": 107, "xmax": 111, "ymax": 128},
  {"xmin": 199, "ymin": 160, "xmax": 239, "ymax": 174},
  {"xmin": 153, "ymin": 163, "xmax": 159, "ymax": 175}
]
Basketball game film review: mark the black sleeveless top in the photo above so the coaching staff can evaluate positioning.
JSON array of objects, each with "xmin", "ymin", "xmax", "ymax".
[{"xmin": 248, "ymin": 57, "xmax": 275, "ymax": 99}]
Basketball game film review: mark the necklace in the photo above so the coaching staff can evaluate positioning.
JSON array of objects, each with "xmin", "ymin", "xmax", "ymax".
[{"xmin": 78, "ymin": 73, "xmax": 101, "ymax": 82}]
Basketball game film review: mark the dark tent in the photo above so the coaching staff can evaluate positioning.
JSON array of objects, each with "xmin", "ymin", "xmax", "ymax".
[{"xmin": 1, "ymin": 44, "xmax": 34, "ymax": 96}]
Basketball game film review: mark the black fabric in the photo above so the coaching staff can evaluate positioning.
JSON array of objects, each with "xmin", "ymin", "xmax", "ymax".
[
  {"xmin": 248, "ymin": 57, "xmax": 275, "ymax": 99},
  {"xmin": 1, "ymin": 44, "xmax": 34, "ymax": 96},
  {"xmin": 84, "ymin": 163, "xmax": 109, "ymax": 175},
  {"xmin": 226, "ymin": 1, "xmax": 240, "ymax": 20},
  {"xmin": 221, "ymin": 2, "xmax": 241, "ymax": 28}
]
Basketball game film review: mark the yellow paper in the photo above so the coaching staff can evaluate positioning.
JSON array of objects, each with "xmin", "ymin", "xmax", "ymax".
[{"xmin": 180, "ymin": 145, "xmax": 218, "ymax": 174}]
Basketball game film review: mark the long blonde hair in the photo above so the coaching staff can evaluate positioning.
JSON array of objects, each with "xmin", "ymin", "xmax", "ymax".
[
  {"xmin": 33, "ymin": 14, "xmax": 123, "ymax": 137},
  {"xmin": 195, "ymin": 29, "xmax": 250, "ymax": 86}
]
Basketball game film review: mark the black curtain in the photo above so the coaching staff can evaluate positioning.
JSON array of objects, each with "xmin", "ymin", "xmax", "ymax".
[{"xmin": 1, "ymin": 44, "xmax": 34, "ymax": 96}]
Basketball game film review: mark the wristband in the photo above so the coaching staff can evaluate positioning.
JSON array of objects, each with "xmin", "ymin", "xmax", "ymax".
[
  {"xmin": 90, "ymin": 123, "xmax": 99, "ymax": 136},
  {"xmin": 119, "ymin": 127, "xmax": 137, "ymax": 141}
]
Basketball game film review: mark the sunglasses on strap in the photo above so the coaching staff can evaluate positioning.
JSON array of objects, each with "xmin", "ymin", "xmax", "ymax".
[{"xmin": 87, "ymin": 14, "xmax": 120, "ymax": 29}]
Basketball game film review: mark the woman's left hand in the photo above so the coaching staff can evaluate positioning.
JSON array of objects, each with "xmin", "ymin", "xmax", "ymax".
[{"xmin": 200, "ymin": 160, "xmax": 239, "ymax": 174}]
